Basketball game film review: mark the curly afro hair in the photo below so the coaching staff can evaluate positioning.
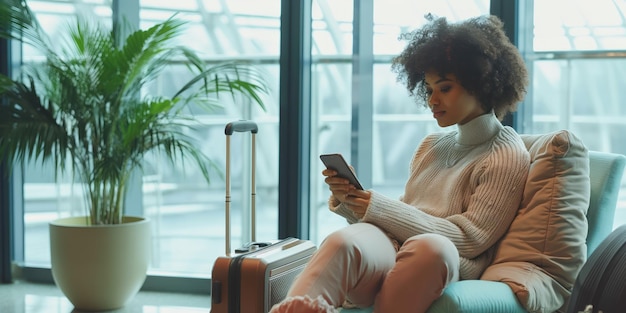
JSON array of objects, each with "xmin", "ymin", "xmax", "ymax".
[{"xmin": 391, "ymin": 15, "xmax": 528, "ymax": 120}]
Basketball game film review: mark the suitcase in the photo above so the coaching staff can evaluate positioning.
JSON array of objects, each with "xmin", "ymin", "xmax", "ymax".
[
  {"xmin": 210, "ymin": 120, "xmax": 317, "ymax": 313},
  {"xmin": 566, "ymin": 224, "xmax": 626, "ymax": 313}
]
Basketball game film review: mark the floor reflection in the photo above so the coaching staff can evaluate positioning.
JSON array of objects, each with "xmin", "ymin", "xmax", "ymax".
[{"xmin": 0, "ymin": 281, "xmax": 211, "ymax": 313}]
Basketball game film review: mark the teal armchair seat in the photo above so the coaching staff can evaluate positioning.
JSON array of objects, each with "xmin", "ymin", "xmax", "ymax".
[{"xmin": 342, "ymin": 136, "xmax": 626, "ymax": 313}]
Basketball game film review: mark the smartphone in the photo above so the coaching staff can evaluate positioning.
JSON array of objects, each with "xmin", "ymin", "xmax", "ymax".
[{"xmin": 319, "ymin": 153, "xmax": 364, "ymax": 190}]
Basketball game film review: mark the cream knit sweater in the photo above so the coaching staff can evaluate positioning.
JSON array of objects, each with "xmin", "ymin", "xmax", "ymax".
[{"xmin": 331, "ymin": 113, "xmax": 530, "ymax": 280}]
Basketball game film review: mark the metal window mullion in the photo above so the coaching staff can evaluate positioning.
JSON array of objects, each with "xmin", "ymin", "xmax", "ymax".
[
  {"xmin": 515, "ymin": 0, "xmax": 535, "ymax": 134},
  {"xmin": 112, "ymin": 0, "xmax": 144, "ymax": 217},
  {"xmin": 278, "ymin": 0, "xmax": 312, "ymax": 240},
  {"xmin": 491, "ymin": 0, "xmax": 515, "ymax": 128},
  {"xmin": 351, "ymin": 0, "xmax": 373, "ymax": 188},
  {"xmin": 0, "ymin": 36, "xmax": 14, "ymax": 283}
]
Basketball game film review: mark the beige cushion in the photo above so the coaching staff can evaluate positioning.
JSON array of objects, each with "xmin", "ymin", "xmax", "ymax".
[{"xmin": 481, "ymin": 130, "xmax": 590, "ymax": 313}]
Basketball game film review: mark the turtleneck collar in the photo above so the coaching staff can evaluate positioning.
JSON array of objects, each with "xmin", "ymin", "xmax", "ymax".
[{"xmin": 455, "ymin": 112, "xmax": 502, "ymax": 146}]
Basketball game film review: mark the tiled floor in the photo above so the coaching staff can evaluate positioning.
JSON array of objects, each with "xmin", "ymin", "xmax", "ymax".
[{"xmin": 0, "ymin": 280, "xmax": 211, "ymax": 313}]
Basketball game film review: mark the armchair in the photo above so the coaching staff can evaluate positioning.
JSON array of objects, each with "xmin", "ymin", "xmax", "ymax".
[{"xmin": 341, "ymin": 131, "xmax": 626, "ymax": 313}]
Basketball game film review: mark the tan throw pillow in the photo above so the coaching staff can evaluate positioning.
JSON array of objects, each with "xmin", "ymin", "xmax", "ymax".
[{"xmin": 481, "ymin": 130, "xmax": 590, "ymax": 313}]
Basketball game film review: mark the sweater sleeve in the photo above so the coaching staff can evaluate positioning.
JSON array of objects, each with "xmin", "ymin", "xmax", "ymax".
[
  {"xmin": 329, "ymin": 195, "xmax": 360, "ymax": 224},
  {"xmin": 361, "ymin": 132, "xmax": 530, "ymax": 261},
  {"xmin": 327, "ymin": 134, "xmax": 440, "ymax": 224}
]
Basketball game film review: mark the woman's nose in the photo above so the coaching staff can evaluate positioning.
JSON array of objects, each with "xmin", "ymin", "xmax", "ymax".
[{"xmin": 428, "ymin": 94, "xmax": 437, "ymax": 107}]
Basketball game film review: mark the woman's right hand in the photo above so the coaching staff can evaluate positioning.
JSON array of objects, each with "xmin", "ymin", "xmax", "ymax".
[{"xmin": 322, "ymin": 168, "xmax": 355, "ymax": 203}]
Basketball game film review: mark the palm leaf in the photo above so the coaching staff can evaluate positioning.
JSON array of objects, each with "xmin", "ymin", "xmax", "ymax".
[
  {"xmin": 0, "ymin": 76, "xmax": 70, "ymax": 171},
  {"xmin": 0, "ymin": 1, "xmax": 268, "ymax": 224}
]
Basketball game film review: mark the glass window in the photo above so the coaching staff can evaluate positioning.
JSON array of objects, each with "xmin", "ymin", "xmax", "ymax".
[
  {"xmin": 524, "ymin": 0, "xmax": 626, "ymax": 228},
  {"xmin": 310, "ymin": 0, "xmax": 491, "ymax": 243},
  {"xmin": 21, "ymin": 0, "xmax": 112, "ymax": 267},
  {"xmin": 20, "ymin": 0, "xmax": 280, "ymax": 278},
  {"xmin": 17, "ymin": 0, "xmax": 625, "ymax": 286},
  {"xmin": 136, "ymin": 0, "xmax": 280, "ymax": 276},
  {"xmin": 534, "ymin": 0, "xmax": 626, "ymax": 51}
]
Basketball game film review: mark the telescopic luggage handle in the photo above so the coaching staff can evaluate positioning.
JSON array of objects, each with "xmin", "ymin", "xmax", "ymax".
[
  {"xmin": 225, "ymin": 120, "xmax": 258, "ymax": 135},
  {"xmin": 224, "ymin": 120, "xmax": 257, "ymax": 256}
]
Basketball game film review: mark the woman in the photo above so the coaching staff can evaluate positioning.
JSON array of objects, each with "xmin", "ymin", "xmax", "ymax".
[{"xmin": 271, "ymin": 14, "xmax": 530, "ymax": 313}]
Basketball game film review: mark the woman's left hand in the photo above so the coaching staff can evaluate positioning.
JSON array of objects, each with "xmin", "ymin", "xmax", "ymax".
[
  {"xmin": 322, "ymin": 168, "xmax": 372, "ymax": 217},
  {"xmin": 342, "ymin": 189, "xmax": 371, "ymax": 218}
]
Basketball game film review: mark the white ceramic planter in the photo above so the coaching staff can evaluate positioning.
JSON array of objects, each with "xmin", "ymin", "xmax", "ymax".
[{"xmin": 49, "ymin": 216, "xmax": 151, "ymax": 311}]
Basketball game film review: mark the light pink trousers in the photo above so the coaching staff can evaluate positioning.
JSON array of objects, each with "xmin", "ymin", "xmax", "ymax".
[{"xmin": 287, "ymin": 223, "xmax": 460, "ymax": 313}]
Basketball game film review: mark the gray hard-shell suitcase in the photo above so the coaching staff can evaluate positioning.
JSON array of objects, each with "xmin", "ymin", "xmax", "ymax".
[{"xmin": 210, "ymin": 120, "xmax": 316, "ymax": 313}]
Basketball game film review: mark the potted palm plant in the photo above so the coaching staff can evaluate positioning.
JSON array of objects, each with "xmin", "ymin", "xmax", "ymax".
[{"xmin": 0, "ymin": 1, "xmax": 267, "ymax": 310}]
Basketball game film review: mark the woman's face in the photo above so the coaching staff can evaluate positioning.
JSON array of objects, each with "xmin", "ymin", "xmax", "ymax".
[{"xmin": 424, "ymin": 72, "xmax": 486, "ymax": 127}]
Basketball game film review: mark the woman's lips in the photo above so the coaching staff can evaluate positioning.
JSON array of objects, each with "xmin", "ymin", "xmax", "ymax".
[{"xmin": 433, "ymin": 111, "xmax": 445, "ymax": 119}]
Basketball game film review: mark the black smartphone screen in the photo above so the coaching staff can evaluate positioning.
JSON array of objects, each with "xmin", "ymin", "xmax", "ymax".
[{"xmin": 319, "ymin": 153, "xmax": 364, "ymax": 190}]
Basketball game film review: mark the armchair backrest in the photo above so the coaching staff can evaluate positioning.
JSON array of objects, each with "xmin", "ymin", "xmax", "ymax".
[
  {"xmin": 482, "ymin": 130, "xmax": 626, "ymax": 312},
  {"xmin": 586, "ymin": 151, "xmax": 626, "ymax": 255}
]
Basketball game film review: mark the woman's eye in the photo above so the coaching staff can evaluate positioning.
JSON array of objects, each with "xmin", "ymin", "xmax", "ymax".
[
  {"xmin": 425, "ymin": 89, "xmax": 433, "ymax": 95},
  {"xmin": 440, "ymin": 85, "xmax": 452, "ymax": 93}
]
